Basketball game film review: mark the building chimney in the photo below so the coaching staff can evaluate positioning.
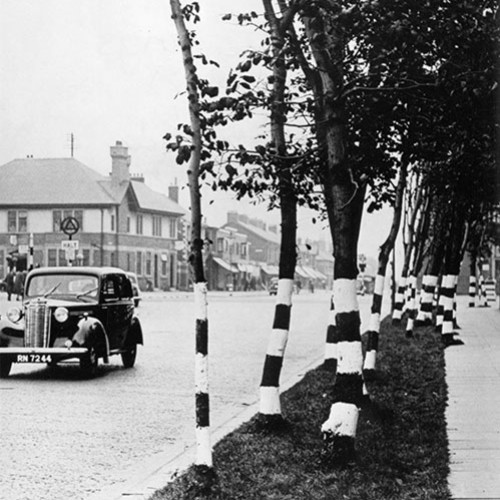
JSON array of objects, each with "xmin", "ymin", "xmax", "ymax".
[
  {"xmin": 168, "ymin": 184, "xmax": 179, "ymax": 203},
  {"xmin": 227, "ymin": 211, "xmax": 239, "ymax": 224},
  {"xmin": 110, "ymin": 141, "xmax": 131, "ymax": 185}
]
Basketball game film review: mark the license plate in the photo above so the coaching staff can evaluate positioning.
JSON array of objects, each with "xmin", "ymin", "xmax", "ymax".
[{"xmin": 16, "ymin": 354, "xmax": 53, "ymax": 364}]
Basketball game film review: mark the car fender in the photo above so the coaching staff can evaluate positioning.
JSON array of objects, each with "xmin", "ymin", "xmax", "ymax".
[
  {"xmin": 72, "ymin": 317, "xmax": 110, "ymax": 362},
  {"xmin": 129, "ymin": 316, "xmax": 144, "ymax": 346},
  {"xmin": 0, "ymin": 318, "xmax": 25, "ymax": 342}
]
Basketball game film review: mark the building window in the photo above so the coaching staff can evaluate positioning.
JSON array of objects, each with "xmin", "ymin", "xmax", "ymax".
[
  {"xmin": 126, "ymin": 217, "xmax": 131, "ymax": 233},
  {"xmin": 153, "ymin": 215, "xmax": 162, "ymax": 237},
  {"xmin": 169, "ymin": 218, "xmax": 177, "ymax": 238},
  {"xmin": 136, "ymin": 251, "xmax": 142, "ymax": 275},
  {"xmin": 126, "ymin": 252, "xmax": 132, "ymax": 272},
  {"xmin": 217, "ymin": 238, "xmax": 224, "ymax": 253},
  {"xmin": 161, "ymin": 254, "xmax": 168, "ymax": 276},
  {"xmin": 8, "ymin": 210, "xmax": 28, "ymax": 233},
  {"xmin": 53, "ymin": 209, "xmax": 83, "ymax": 232},
  {"xmin": 136, "ymin": 214, "xmax": 143, "ymax": 235},
  {"xmin": 48, "ymin": 249, "xmax": 57, "ymax": 267},
  {"xmin": 241, "ymin": 242, "xmax": 247, "ymax": 257},
  {"xmin": 58, "ymin": 249, "xmax": 66, "ymax": 266},
  {"xmin": 145, "ymin": 252, "xmax": 152, "ymax": 276},
  {"xmin": 111, "ymin": 214, "xmax": 115, "ymax": 232}
]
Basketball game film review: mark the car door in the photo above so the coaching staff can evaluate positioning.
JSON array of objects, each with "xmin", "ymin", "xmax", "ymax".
[{"xmin": 102, "ymin": 274, "xmax": 133, "ymax": 349}]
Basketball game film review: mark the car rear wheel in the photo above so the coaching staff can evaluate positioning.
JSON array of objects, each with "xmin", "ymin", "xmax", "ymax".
[
  {"xmin": 80, "ymin": 345, "xmax": 98, "ymax": 378},
  {"xmin": 0, "ymin": 355, "xmax": 12, "ymax": 378},
  {"xmin": 121, "ymin": 345, "xmax": 137, "ymax": 368}
]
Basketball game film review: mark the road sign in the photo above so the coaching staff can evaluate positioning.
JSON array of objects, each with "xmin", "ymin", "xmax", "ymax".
[
  {"xmin": 65, "ymin": 248, "xmax": 76, "ymax": 261},
  {"xmin": 60, "ymin": 216, "xmax": 80, "ymax": 236},
  {"xmin": 18, "ymin": 245, "xmax": 29, "ymax": 254},
  {"xmin": 61, "ymin": 240, "xmax": 79, "ymax": 250}
]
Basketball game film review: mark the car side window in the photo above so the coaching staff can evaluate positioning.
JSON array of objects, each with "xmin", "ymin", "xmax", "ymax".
[
  {"xmin": 102, "ymin": 277, "xmax": 118, "ymax": 300},
  {"xmin": 120, "ymin": 276, "xmax": 133, "ymax": 299}
]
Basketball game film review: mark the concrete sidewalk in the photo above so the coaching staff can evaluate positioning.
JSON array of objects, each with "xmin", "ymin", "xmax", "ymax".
[{"xmin": 445, "ymin": 296, "xmax": 500, "ymax": 500}]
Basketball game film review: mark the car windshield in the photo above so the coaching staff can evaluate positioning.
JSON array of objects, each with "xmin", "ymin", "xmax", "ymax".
[{"xmin": 26, "ymin": 274, "xmax": 99, "ymax": 300}]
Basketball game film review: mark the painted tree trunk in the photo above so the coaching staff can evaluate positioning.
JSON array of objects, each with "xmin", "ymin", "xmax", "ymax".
[
  {"xmin": 392, "ymin": 275, "xmax": 407, "ymax": 323},
  {"xmin": 258, "ymin": 0, "xmax": 297, "ymax": 427},
  {"xmin": 324, "ymin": 295, "xmax": 338, "ymax": 372},
  {"xmin": 322, "ymin": 277, "xmax": 363, "ymax": 462},
  {"xmin": 440, "ymin": 274, "xmax": 463, "ymax": 346},
  {"xmin": 363, "ymin": 273, "xmax": 384, "ymax": 377},
  {"xmin": 194, "ymin": 282, "xmax": 211, "ymax": 467},
  {"xmin": 364, "ymin": 159, "xmax": 405, "ymax": 376},
  {"xmin": 468, "ymin": 256, "xmax": 477, "ymax": 307},
  {"xmin": 415, "ymin": 274, "xmax": 438, "ymax": 325},
  {"xmin": 170, "ymin": 0, "xmax": 213, "ymax": 475},
  {"xmin": 405, "ymin": 275, "xmax": 418, "ymax": 337}
]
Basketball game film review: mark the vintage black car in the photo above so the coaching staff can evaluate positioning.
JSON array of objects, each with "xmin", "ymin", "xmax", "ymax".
[{"xmin": 0, "ymin": 267, "xmax": 143, "ymax": 378}]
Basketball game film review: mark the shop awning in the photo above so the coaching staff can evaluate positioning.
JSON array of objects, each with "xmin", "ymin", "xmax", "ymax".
[
  {"xmin": 295, "ymin": 266, "xmax": 310, "ymax": 279},
  {"xmin": 212, "ymin": 257, "xmax": 238, "ymax": 273},
  {"xmin": 261, "ymin": 264, "xmax": 279, "ymax": 276}
]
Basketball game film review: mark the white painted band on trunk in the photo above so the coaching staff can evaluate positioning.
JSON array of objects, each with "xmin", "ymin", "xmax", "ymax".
[
  {"xmin": 428, "ymin": 275, "xmax": 438, "ymax": 287},
  {"xmin": 392, "ymin": 309, "xmax": 402, "ymax": 320},
  {"xmin": 259, "ymin": 386, "xmax": 281, "ymax": 414},
  {"xmin": 399, "ymin": 276, "xmax": 407, "ymax": 288},
  {"xmin": 321, "ymin": 402, "xmax": 359, "ymax": 437},
  {"xmin": 276, "ymin": 279, "xmax": 294, "ymax": 306},
  {"xmin": 194, "ymin": 282, "xmax": 208, "ymax": 320},
  {"xmin": 333, "ymin": 279, "xmax": 358, "ymax": 313},
  {"xmin": 195, "ymin": 353, "xmax": 209, "ymax": 394},
  {"xmin": 325, "ymin": 342, "xmax": 338, "ymax": 360},
  {"xmin": 266, "ymin": 328, "xmax": 289, "ymax": 357},
  {"xmin": 368, "ymin": 313, "xmax": 381, "ymax": 333},
  {"xmin": 395, "ymin": 291, "xmax": 405, "ymax": 302},
  {"xmin": 436, "ymin": 314, "xmax": 443, "ymax": 326},
  {"xmin": 374, "ymin": 274, "xmax": 385, "ymax": 296},
  {"xmin": 363, "ymin": 349, "xmax": 377, "ymax": 370},
  {"xmin": 442, "ymin": 320, "xmax": 454, "ymax": 335},
  {"xmin": 406, "ymin": 317, "xmax": 414, "ymax": 332},
  {"xmin": 328, "ymin": 308, "xmax": 337, "ymax": 326},
  {"xmin": 195, "ymin": 427, "xmax": 213, "ymax": 467},
  {"xmin": 336, "ymin": 340, "xmax": 363, "ymax": 375},
  {"xmin": 443, "ymin": 274, "xmax": 455, "ymax": 288}
]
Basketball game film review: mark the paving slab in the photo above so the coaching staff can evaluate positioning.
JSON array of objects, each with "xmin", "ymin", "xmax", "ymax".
[{"xmin": 445, "ymin": 297, "xmax": 500, "ymax": 500}]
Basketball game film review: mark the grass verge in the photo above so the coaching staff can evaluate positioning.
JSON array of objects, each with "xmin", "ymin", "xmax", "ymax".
[{"xmin": 150, "ymin": 319, "xmax": 451, "ymax": 500}]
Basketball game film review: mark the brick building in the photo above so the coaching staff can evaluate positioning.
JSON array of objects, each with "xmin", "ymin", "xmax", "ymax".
[{"xmin": 0, "ymin": 141, "xmax": 186, "ymax": 290}]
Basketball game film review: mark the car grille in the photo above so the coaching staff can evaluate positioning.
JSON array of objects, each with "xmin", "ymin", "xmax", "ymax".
[{"xmin": 25, "ymin": 299, "xmax": 51, "ymax": 348}]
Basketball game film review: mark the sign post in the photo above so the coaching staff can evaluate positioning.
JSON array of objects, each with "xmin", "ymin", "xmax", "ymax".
[{"xmin": 60, "ymin": 217, "xmax": 80, "ymax": 266}]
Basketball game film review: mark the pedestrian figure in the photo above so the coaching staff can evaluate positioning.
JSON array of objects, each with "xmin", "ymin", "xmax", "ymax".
[
  {"xmin": 14, "ymin": 270, "xmax": 24, "ymax": 300},
  {"xmin": 5, "ymin": 269, "xmax": 14, "ymax": 301}
]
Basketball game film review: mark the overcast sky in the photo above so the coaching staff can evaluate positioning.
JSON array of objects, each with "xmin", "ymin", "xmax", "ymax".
[{"xmin": 0, "ymin": 0, "xmax": 393, "ymax": 260}]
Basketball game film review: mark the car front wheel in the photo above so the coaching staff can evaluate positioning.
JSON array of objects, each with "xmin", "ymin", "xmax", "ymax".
[
  {"xmin": 80, "ymin": 345, "xmax": 98, "ymax": 378},
  {"xmin": 121, "ymin": 345, "xmax": 137, "ymax": 368},
  {"xmin": 0, "ymin": 355, "xmax": 12, "ymax": 378}
]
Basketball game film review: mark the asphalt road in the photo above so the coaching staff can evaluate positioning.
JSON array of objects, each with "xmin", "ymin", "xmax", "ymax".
[{"xmin": 0, "ymin": 290, "xmax": 373, "ymax": 500}]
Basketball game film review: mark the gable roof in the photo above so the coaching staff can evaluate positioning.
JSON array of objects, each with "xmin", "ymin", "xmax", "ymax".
[
  {"xmin": 223, "ymin": 220, "xmax": 280, "ymax": 245},
  {"xmin": 0, "ymin": 158, "xmax": 115, "ymax": 206},
  {"xmin": 129, "ymin": 180, "xmax": 186, "ymax": 215},
  {"xmin": 0, "ymin": 157, "xmax": 186, "ymax": 216}
]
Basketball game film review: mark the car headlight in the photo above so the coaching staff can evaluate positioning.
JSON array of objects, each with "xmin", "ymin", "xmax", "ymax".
[
  {"xmin": 54, "ymin": 307, "xmax": 69, "ymax": 323},
  {"xmin": 7, "ymin": 307, "xmax": 22, "ymax": 323}
]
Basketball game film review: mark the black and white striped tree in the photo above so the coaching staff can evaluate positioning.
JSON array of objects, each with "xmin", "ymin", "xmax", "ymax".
[
  {"xmin": 257, "ymin": 0, "xmax": 299, "ymax": 427},
  {"xmin": 363, "ymin": 159, "xmax": 407, "ymax": 378},
  {"xmin": 169, "ymin": 0, "xmax": 214, "ymax": 482}
]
